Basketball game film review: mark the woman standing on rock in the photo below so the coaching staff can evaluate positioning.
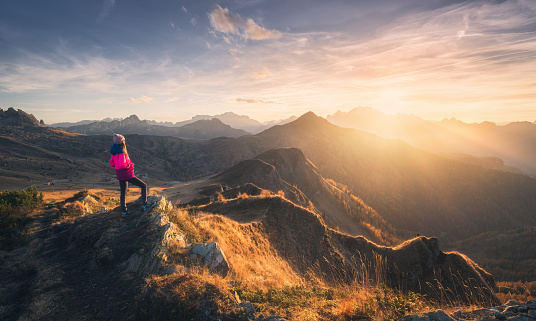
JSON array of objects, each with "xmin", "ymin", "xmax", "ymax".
[{"xmin": 110, "ymin": 133, "xmax": 152, "ymax": 217}]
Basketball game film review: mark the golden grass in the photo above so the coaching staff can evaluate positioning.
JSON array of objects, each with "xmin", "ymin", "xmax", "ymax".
[
  {"xmin": 496, "ymin": 281, "xmax": 536, "ymax": 303},
  {"xmin": 174, "ymin": 200, "xmax": 432, "ymax": 320},
  {"xmin": 152, "ymin": 195, "xmax": 496, "ymax": 320},
  {"xmin": 197, "ymin": 212, "xmax": 302, "ymax": 290}
]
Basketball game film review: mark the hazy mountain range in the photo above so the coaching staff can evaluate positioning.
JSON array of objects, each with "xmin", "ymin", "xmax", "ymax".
[
  {"xmin": 49, "ymin": 106, "xmax": 536, "ymax": 176},
  {"xmin": 327, "ymin": 107, "xmax": 536, "ymax": 176},
  {"xmin": 51, "ymin": 111, "xmax": 297, "ymax": 135},
  {"xmin": 56, "ymin": 114, "xmax": 250, "ymax": 139},
  {"xmin": 3, "ymin": 107, "xmax": 536, "ymax": 281}
]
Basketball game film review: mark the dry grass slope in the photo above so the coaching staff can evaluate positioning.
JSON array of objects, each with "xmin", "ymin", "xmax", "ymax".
[{"xmin": 148, "ymin": 190, "xmax": 501, "ymax": 320}]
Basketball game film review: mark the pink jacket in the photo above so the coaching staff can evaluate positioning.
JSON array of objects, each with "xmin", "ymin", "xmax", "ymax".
[{"xmin": 110, "ymin": 144, "xmax": 135, "ymax": 180}]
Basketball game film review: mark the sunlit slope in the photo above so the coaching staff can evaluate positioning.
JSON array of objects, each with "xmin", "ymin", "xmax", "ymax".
[
  {"xmin": 254, "ymin": 112, "xmax": 536, "ymax": 242},
  {"xmin": 211, "ymin": 147, "xmax": 398, "ymax": 245},
  {"xmin": 192, "ymin": 194, "xmax": 499, "ymax": 306},
  {"xmin": 327, "ymin": 107, "xmax": 536, "ymax": 176}
]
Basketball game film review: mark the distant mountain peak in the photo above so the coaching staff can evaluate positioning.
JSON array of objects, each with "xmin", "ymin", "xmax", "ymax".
[
  {"xmin": 293, "ymin": 111, "xmax": 331, "ymax": 127},
  {"xmin": 122, "ymin": 114, "xmax": 141, "ymax": 124},
  {"xmin": 0, "ymin": 107, "xmax": 46, "ymax": 128},
  {"xmin": 298, "ymin": 111, "xmax": 318, "ymax": 119}
]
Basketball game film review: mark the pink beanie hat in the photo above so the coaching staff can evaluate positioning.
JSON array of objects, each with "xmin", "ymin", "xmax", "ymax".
[{"xmin": 113, "ymin": 133, "xmax": 125, "ymax": 144}]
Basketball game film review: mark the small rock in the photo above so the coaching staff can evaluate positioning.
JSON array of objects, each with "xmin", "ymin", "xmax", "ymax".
[
  {"xmin": 403, "ymin": 315, "xmax": 430, "ymax": 321},
  {"xmin": 263, "ymin": 316, "xmax": 287, "ymax": 321},
  {"xmin": 519, "ymin": 306, "xmax": 530, "ymax": 314},
  {"xmin": 505, "ymin": 306, "xmax": 520, "ymax": 314},
  {"xmin": 453, "ymin": 308, "xmax": 498, "ymax": 320},
  {"xmin": 425, "ymin": 310, "xmax": 454, "ymax": 321},
  {"xmin": 239, "ymin": 302, "xmax": 255, "ymax": 316},
  {"xmin": 507, "ymin": 316, "xmax": 535, "ymax": 321},
  {"xmin": 95, "ymin": 247, "xmax": 114, "ymax": 265},
  {"xmin": 504, "ymin": 311, "xmax": 517, "ymax": 318},
  {"xmin": 126, "ymin": 253, "xmax": 143, "ymax": 273},
  {"xmin": 81, "ymin": 195, "xmax": 98, "ymax": 205}
]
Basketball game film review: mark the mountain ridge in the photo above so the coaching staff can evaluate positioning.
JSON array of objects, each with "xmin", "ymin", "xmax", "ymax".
[
  {"xmin": 62, "ymin": 115, "xmax": 250, "ymax": 139},
  {"xmin": 210, "ymin": 147, "xmax": 398, "ymax": 244},
  {"xmin": 0, "ymin": 107, "xmax": 46, "ymax": 128},
  {"xmin": 51, "ymin": 111, "xmax": 297, "ymax": 134}
]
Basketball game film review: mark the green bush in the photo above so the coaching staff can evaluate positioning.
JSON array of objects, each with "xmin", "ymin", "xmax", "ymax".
[{"xmin": 0, "ymin": 186, "xmax": 44, "ymax": 247}]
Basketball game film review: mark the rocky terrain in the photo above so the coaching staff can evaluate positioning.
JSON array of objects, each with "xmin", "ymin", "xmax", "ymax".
[
  {"xmin": 0, "ymin": 107, "xmax": 46, "ymax": 128},
  {"xmin": 0, "ymin": 185, "xmax": 501, "ymax": 320},
  {"xmin": 404, "ymin": 300, "xmax": 536, "ymax": 321},
  {"xmin": 2, "ymin": 107, "xmax": 536, "ymax": 319}
]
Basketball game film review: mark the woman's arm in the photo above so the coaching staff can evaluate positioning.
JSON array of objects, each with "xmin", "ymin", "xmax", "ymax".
[{"xmin": 112, "ymin": 153, "xmax": 132, "ymax": 170}]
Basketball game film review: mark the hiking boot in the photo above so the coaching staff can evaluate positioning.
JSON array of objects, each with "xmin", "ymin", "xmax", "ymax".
[
  {"xmin": 121, "ymin": 210, "xmax": 133, "ymax": 217},
  {"xmin": 142, "ymin": 202, "xmax": 157, "ymax": 212}
]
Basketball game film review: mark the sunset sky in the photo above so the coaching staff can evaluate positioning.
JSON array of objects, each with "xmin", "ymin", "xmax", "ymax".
[{"xmin": 1, "ymin": 0, "xmax": 535, "ymax": 124}]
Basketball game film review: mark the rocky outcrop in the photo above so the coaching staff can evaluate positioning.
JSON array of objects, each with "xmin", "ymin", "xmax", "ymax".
[
  {"xmin": 404, "ymin": 300, "xmax": 536, "ymax": 321},
  {"xmin": 380, "ymin": 236, "xmax": 499, "ymax": 306},
  {"xmin": 0, "ymin": 107, "xmax": 46, "ymax": 127},
  {"xmin": 131, "ymin": 195, "xmax": 230, "ymax": 277}
]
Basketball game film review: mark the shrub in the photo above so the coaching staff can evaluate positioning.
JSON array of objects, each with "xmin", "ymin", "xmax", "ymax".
[
  {"xmin": 62, "ymin": 201, "xmax": 85, "ymax": 218},
  {"xmin": 73, "ymin": 189, "xmax": 89, "ymax": 199},
  {"xmin": 237, "ymin": 192, "xmax": 249, "ymax": 199},
  {"xmin": 0, "ymin": 187, "xmax": 44, "ymax": 247},
  {"xmin": 260, "ymin": 190, "xmax": 271, "ymax": 198}
]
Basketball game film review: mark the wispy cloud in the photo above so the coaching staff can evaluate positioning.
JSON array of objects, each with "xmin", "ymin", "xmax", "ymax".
[
  {"xmin": 208, "ymin": 5, "xmax": 282, "ymax": 40},
  {"xmin": 97, "ymin": 0, "xmax": 116, "ymax": 22},
  {"xmin": 252, "ymin": 67, "xmax": 273, "ymax": 79},
  {"xmin": 229, "ymin": 49, "xmax": 241, "ymax": 56},
  {"xmin": 232, "ymin": 98, "xmax": 281, "ymax": 104},
  {"xmin": 129, "ymin": 95, "xmax": 154, "ymax": 103},
  {"xmin": 165, "ymin": 97, "xmax": 179, "ymax": 102},
  {"xmin": 3, "ymin": 0, "xmax": 536, "ymax": 123}
]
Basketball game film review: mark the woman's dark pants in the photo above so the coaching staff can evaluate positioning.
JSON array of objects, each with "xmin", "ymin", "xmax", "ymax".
[{"xmin": 119, "ymin": 177, "xmax": 147, "ymax": 212}]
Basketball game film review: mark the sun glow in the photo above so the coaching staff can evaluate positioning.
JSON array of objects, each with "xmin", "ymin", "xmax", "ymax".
[{"xmin": 375, "ymin": 89, "xmax": 406, "ymax": 115}]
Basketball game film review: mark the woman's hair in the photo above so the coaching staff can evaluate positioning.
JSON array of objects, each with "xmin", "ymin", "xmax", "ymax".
[{"xmin": 120, "ymin": 142, "xmax": 129, "ymax": 157}]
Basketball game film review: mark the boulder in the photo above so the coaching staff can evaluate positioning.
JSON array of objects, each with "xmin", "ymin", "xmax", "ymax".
[
  {"xmin": 190, "ymin": 242, "xmax": 230, "ymax": 277},
  {"xmin": 425, "ymin": 310, "xmax": 455, "ymax": 321}
]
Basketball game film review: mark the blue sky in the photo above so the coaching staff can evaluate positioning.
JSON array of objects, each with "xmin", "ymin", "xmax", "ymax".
[{"xmin": 1, "ymin": 0, "xmax": 535, "ymax": 124}]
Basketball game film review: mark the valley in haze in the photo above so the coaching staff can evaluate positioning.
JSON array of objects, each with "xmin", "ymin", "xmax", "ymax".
[{"xmin": 2, "ymin": 107, "xmax": 536, "ymax": 320}]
